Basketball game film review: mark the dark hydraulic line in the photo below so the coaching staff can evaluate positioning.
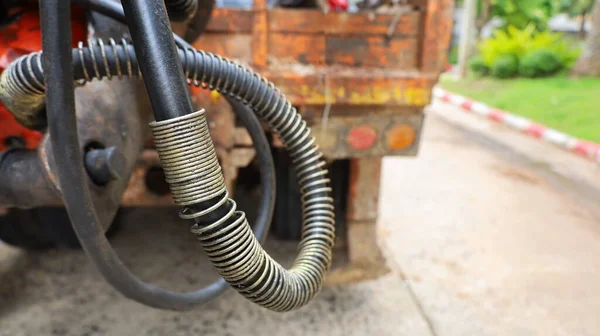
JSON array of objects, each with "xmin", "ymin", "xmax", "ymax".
[
  {"xmin": 121, "ymin": 0, "xmax": 192, "ymax": 121},
  {"xmin": 39, "ymin": 0, "xmax": 227, "ymax": 311},
  {"xmin": 36, "ymin": 0, "xmax": 276, "ymax": 311},
  {"xmin": 25, "ymin": 0, "xmax": 333, "ymax": 311},
  {"xmin": 74, "ymin": 0, "xmax": 192, "ymax": 48}
]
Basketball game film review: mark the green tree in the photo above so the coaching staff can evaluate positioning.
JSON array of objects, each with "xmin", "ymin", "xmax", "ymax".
[
  {"xmin": 560, "ymin": 0, "xmax": 594, "ymax": 38},
  {"xmin": 491, "ymin": 0, "xmax": 561, "ymax": 30}
]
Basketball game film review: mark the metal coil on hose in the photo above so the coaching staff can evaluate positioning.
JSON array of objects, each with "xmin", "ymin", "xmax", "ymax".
[
  {"xmin": 149, "ymin": 110, "xmax": 226, "ymax": 207},
  {"xmin": 150, "ymin": 108, "xmax": 334, "ymax": 311},
  {"xmin": 0, "ymin": 39, "xmax": 336, "ymax": 312},
  {"xmin": 0, "ymin": 53, "xmax": 47, "ymax": 129},
  {"xmin": 75, "ymin": 38, "xmax": 142, "ymax": 83}
]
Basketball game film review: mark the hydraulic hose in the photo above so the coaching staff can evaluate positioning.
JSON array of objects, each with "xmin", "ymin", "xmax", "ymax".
[
  {"xmin": 74, "ymin": 0, "xmax": 192, "ymax": 48},
  {"xmin": 6, "ymin": 39, "xmax": 335, "ymax": 311},
  {"xmin": 35, "ymin": 0, "xmax": 271, "ymax": 310},
  {"xmin": 117, "ymin": 0, "xmax": 334, "ymax": 309},
  {"xmin": 121, "ymin": 0, "xmax": 193, "ymax": 121},
  {"xmin": 5, "ymin": 0, "xmax": 277, "ymax": 310},
  {"xmin": 10, "ymin": 13, "xmax": 334, "ymax": 311},
  {"xmin": 38, "ymin": 0, "xmax": 231, "ymax": 312}
]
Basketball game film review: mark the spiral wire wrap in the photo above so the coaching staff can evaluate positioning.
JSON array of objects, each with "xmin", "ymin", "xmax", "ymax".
[
  {"xmin": 150, "ymin": 110, "xmax": 227, "ymax": 208},
  {"xmin": 0, "ymin": 39, "xmax": 335, "ymax": 312}
]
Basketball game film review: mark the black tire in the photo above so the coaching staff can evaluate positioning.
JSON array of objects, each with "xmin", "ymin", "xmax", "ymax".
[
  {"xmin": 272, "ymin": 150, "xmax": 348, "ymax": 241},
  {"xmin": 0, "ymin": 207, "xmax": 123, "ymax": 250}
]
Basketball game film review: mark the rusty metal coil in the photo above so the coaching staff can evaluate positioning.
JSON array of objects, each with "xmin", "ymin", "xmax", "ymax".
[
  {"xmin": 0, "ymin": 53, "xmax": 45, "ymax": 98},
  {"xmin": 75, "ymin": 38, "xmax": 142, "ymax": 82},
  {"xmin": 151, "ymin": 106, "xmax": 334, "ymax": 311},
  {"xmin": 149, "ymin": 110, "xmax": 226, "ymax": 206}
]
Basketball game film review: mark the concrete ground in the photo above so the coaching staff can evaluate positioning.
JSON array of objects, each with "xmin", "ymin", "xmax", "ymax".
[{"xmin": 1, "ymin": 101, "xmax": 600, "ymax": 335}]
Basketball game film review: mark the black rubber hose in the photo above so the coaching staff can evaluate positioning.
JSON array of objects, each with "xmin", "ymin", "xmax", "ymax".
[
  {"xmin": 74, "ymin": 0, "xmax": 192, "ymax": 48},
  {"xmin": 7, "ymin": 40, "xmax": 334, "ymax": 310},
  {"xmin": 36, "ymin": 1, "xmax": 269, "ymax": 311},
  {"xmin": 121, "ymin": 0, "xmax": 238, "ymax": 238},
  {"xmin": 3, "ymin": 0, "xmax": 276, "ymax": 310},
  {"xmin": 77, "ymin": 0, "xmax": 197, "ymax": 24},
  {"xmin": 121, "ymin": 0, "xmax": 192, "ymax": 121}
]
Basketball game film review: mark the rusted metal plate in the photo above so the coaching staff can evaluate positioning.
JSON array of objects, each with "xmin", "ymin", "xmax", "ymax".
[
  {"xmin": 268, "ymin": 9, "xmax": 420, "ymax": 36},
  {"xmin": 420, "ymin": 0, "xmax": 454, "ymax": 72},
  {"xmin": 266, "ymin": 71, "xmax": 436, "ymax": 106},
  {"xmin": 233, "ymin": 127, "xmax": 253, "ymax": 146},
  {"xmin": 252, "ymin": 0, "xmax": 268, "ymax": 68},
  {"xmin": 327, "ymin": 158, "xmax": 389, "ymax": 284},
  {"xmin": 300, "ymin": 105, "xmax": 421, "ymax": 119},
  {"xmin": 347, "ymin": 158, "xmax": 381, "ymax": 222},
  {"xmin": 268, "ymin": 34, "xmax": 326, "ymax": 65},
  {"xmin": 205, "ymin": 9, "xmax": 253, "ymax": 33},
  {"xmin": 189, "ymin": 89, "xmax": 236, "ymax": 149},
  {"xmin": 121, "ymin": 150, "xmax": 173, "ymax": 207},
  {"xmin": 193, "ymin": 34, "xmax": 252, "ymax": 63},
  {"xmin": 325, "ymin": 37, "xmax": 417, "ymax": 68},
  {"xmin": 326, "ymin": 219, "xmax": 390, "ymax": 284},
  {"xmin": 407, "ymin": 0, "xmax": 428, "ymax": 8},
  {"xmin": 121, "ymin": 148, "xmax": 245, "ymax": 206}
]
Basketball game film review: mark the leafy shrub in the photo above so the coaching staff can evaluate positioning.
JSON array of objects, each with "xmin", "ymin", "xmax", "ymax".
[
  {"xmin": 476, "ymin": 25, "xmax": 581, "ymax": 78},
  {"xmin": 491, "ymin": 55, "xmax": 518, "ymax": 78},
  {"xmin": 479, "ymin": 25, "xmax": 531, "ymax": 67},
  {"xmin": 518, "ymin": 53, "xmax": 539, "ymax": 77},
  {"xmin": 520, "ymin": 49, "xmax": 563, "ymax": 77},
  {"xmin": 469, "ymin": 55, "xmax": 488, "ymax": 75}
]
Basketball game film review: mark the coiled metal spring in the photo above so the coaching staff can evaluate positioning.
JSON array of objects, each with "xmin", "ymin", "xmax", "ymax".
[
  {"xmin": 150, "ymin": 110, "xmax": 226, "ymax": 207},
  {"xmin": 0, "ymin": 39, "xmax": 336, "ymax": 312},
  {"xmin": 0, "ymin": 53, "xmax": 45, "ymax": 99},
  {"xmin": 75, "ymin": 38, "xmax": 142, "ymax": 83}
]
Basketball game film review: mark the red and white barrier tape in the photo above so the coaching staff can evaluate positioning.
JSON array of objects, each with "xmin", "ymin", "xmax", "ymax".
[{"xmin": 433, "ymin": 87, "xmax": 600, "ymax": 163}]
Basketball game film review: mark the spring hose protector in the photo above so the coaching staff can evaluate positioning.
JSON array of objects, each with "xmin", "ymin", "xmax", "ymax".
[{"xmin": 0, "ymin": 38, "xmax": 336, "ymax": 311}]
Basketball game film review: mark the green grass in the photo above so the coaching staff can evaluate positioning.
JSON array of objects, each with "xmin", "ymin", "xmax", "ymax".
[{"xmin": 439, "ymin": 74, "xmax": 600, "ymax": 143}]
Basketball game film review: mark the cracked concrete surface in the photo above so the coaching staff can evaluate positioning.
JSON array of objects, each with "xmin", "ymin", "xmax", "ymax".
[{"xmin": 2, "ymin": 102, "xmax": 600, "ymax": 335}]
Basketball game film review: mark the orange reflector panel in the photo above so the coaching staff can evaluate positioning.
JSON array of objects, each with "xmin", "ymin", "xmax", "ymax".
[{"xmin": 387, "ymin": 124, "xmax": 415, "ymax": 150}]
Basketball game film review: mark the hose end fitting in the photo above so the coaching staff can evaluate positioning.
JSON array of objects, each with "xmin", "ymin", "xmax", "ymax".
[{"xmin": 0, "ymin": 54, "xmax": 47, "ymax": 130}]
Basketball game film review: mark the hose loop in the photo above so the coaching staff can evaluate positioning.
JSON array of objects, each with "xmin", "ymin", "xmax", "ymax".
[{"xmin": 0, "ymin": 40, "xmax": 335, "ymax": 312}]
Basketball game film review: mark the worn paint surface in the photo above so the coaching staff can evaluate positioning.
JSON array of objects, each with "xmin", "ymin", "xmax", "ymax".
[
  {"xmin": 251, "ymin": 0, "xmax": 268, "ymax": 68},
  {"xmin": 420, "ymin": 0, "xmax": 454, "ymax": 72},
  {"xmin": 327, "ymin": 158, "xmax": 390, "ymax": 284},
  {"xmin": 200, "ymin": 5, "xmax": 450, "ymax": 107},
  {"xmin": 272, "ymin": 76, "xmax": 434, "ymax": 106},
  {"xmin": 268, "ymin": 9, "xmax": 420, "ymax": 35}
]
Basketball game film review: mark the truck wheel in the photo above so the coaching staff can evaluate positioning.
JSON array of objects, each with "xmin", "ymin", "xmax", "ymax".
[
  {"xmin": 272, "ymin": 150, "xmax": 348, "ymax": 241},
  {"xmin": 0, "ymin": 207, "xmax": 122, "ymax": 249}
]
